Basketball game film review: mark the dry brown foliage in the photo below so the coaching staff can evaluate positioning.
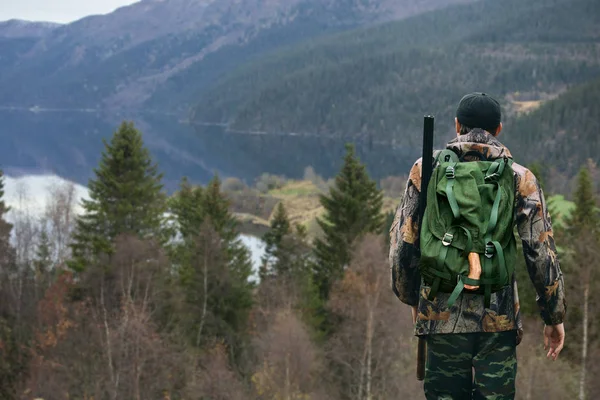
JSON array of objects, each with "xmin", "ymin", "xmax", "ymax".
[
  {"xmin": 252, "ymin": 308, "xmax": 322, "ymax": 399},
  {"xmin": 43, "ymin": 180, "xmax": 77, "ymax": 267},
  {"xmin": 188, "ymin": 342, "xmax": 249, "ymax": 400},
  {"xmin": 326, "ymin": 234, "xmax": 422, "ymax": 399},
  {"xmin": 24, "ymin": 235, "xmax": 188, "ymax": 399}
]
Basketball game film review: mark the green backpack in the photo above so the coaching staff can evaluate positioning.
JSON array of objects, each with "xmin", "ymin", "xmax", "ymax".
[{"xmin": 419, "ymin": 149, "xmax": 517, "ymax": 308}]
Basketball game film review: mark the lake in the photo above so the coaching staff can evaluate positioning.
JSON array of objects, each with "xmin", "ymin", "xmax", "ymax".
[{"xmin": 0, "ymin": 108, "xmax": 417, "ymax": 192}]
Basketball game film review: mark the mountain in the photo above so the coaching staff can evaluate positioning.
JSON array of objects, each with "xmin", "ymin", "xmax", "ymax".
[
  {"xmin": 0, "ymin": 0, "xmax": 473, "ymax": 112},
  {"xmin": 0, "ymin": 19, "xmax": 61, "ymax": 38},
  {"xmin": 0, "ymin": 20, "xmax": 61, "ymax": 70},
  {"xmin": 192, "ymin": 0, "xmax": 600, "ymax": 149}
]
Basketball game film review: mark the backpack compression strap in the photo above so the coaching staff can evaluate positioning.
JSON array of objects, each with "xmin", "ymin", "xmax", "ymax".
[{"xmin": 480, "ymin": 158, "xmax": 510, "ymax": 308}]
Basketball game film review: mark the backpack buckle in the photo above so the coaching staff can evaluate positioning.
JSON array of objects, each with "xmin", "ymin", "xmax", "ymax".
[
  {"xmin": 485, "ymin": 243, "xmax": 495, "ymax": 258},
  {"xmin": 485, "ymin": 172, "xmax": 500, "ymax": 181},
  {"xmin": 442, "ymin": 233, "xmax": 454, "ymax": 246},
  {"xmin": 445, "ymin": 166, "xmax": 455, "ymax": 179}
]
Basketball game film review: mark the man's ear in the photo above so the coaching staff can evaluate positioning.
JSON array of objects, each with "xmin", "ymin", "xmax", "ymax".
[
  {"xmin": 494, "ymin": 122, "xmax": 503, "ymax": 137},
  {"xmin": 455, "ymin": 118, "xmax": 461, "ymax": 136}
]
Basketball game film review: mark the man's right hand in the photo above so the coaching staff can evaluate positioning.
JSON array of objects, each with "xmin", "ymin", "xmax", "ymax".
[{"xmin": 544, "ymin": 323, "xmax": 565, "ymax": 361}]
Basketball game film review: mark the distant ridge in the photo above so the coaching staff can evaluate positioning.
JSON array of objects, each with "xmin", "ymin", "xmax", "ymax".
[{"xmin": 0, "ymin": 19, "xmax": 61, "ymax": 38}]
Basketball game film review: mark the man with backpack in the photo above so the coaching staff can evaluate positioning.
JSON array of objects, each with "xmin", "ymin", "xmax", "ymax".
[{"xmin": 389, "ymin": 92, "xmax": 566, "ymax": 399}]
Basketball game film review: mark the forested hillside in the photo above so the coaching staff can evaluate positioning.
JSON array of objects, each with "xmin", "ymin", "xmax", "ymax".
[
  {"xmin": 193, "ymin": 0, "xmax": 600, "ymax": 150},
  {"xmin": 506, "ymin": 77, "xmax": 600, "ymax": 191}
]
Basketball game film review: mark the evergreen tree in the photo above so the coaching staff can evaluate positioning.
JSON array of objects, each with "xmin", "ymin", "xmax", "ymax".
[
  {"xmin": 168, "ymin": 175, "xmax": 254, "ymax": 355},
  {"xmin": 168, "ymin": 177, "xmax": 204, "ymax": 243},
  {"xmin": 0, "ymin": 173, "xmax": 25, "ymax": 400},
  {"xmin": 203, "ymin": 175, "xmax": 238, "ymax": 242},
  {"xmin": 34, "ymin": 227, "xmax": 53, "ymax": 279},
  {"xmin": 261, "ymin": 203, "xmax": 313, "ymax": 280},
  {"xmin": 261, "ymin": 202, "xmax": 291, "ymax": 279},
  {"xmin": 569, "ymin": 167, "xmax": 599, "ymax": 235},
  {"xmin": 204, "ymin": 175, "xmax": 254, "ymax": 339},
  {"xmin": 69, "ymin": 122, "xmax": 166, "ymax": 272},
  {"xmin": 313, "ymin": 143, "xmax": 384, "ymax": 301},
  {"xmin": 258, "ymin": 201, "xmax": 323, "ymax": 339}
]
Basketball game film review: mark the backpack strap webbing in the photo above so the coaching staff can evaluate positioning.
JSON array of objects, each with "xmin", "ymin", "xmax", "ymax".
[
  {"xmin": 436, "ymin": 150, "xmax": 461, "ymax": 220},
  {"xmin": 445, "ymin": 163, "xmax": 460, "ymax": 219}
]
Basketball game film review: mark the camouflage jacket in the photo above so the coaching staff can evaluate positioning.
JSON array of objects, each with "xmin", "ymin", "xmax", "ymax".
[{"xmin": 389, "ymin": 129, "xmax": 566, "ymax": 341}]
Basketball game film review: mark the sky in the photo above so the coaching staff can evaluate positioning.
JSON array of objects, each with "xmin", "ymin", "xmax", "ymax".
[{"xmin": 0, "ymin": 0, "xmax": 140, "ymax": 23}]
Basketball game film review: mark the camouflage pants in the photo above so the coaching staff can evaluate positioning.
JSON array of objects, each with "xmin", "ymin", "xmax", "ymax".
[{"xmin": 424, "ymin": 331, "xmax": 517, "ymax": 399}]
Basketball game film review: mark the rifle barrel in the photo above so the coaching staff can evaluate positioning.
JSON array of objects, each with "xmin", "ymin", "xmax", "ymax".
[{"xmin": 417, "ymin": 115, "xmax": 434, "ymax": 382}]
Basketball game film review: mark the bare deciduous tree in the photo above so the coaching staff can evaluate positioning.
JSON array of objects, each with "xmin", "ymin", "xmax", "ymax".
[
  {"xmin": 11, "ymin": 182, "xmax": 39, "ymax": 270},
  {"xmin": 326, "ymin": 234, "xmax": 421, "ymax": 400},
  {"xmin": 190, "ymin": 342, "xmax": 249, "ymax": 400},
  {"xmin": 252, "ymin": 307, "xmax": 321, "ymax": 399},
  {"xmin": 43, "ymin": 180, "xmax": 77, "ymax": 268}
]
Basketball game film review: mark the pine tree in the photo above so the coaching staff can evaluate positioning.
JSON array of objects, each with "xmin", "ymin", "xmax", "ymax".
[
  {"xmin": 69, "ymin": 121, "xmax": 166, "ymax": 272},
  {"xmin": 569, "ymin": 167, "xmax": 599, "ymax": 235},
  {"xmin": 34, "ymin": 227, "xmax": 53, "ymax": 278},
  {"xmin": 0, "ymin": 173, "xmax": 23, "ymax": 400},
  {"xmin": 257, "ymin": 201, "xmax": 323, "ymax": 339},
  {"xmin": 203, "ymin": 175, "xmax": 238, "ymax": 242},
  {"xmin": 313, "ymin": 143, "xmax": 384, "ymax": 301},
  {"xmin": 205, "ymin": 175, "xmax": 254, "ymax": 339},
  {"xmin": 168, "ymin": 175, "xmax": 254, "ymax": 355},
  {"xmin": 168, "ymin": 177, "xmax": 204, "ymax": 242},
  {"xmin": 261, "ymin": 202, "xmax": 291, "ymax": 279}
]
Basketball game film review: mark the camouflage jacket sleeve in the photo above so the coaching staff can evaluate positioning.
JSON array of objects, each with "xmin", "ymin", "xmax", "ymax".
[
  {"xmin": 513, "ymin": 164, "xmax": 567, "ymax": 326},
  {"xmin": 389, "ymin": 159, "xmax": 422, "ymax": 307}
]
